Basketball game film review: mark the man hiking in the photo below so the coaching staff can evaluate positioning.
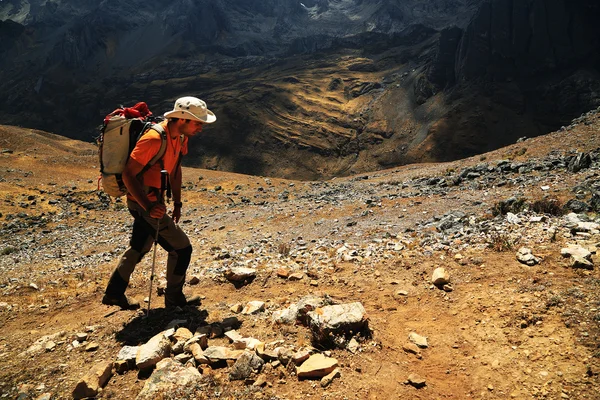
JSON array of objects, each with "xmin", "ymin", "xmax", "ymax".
[{"xmin": 102, "ymin": 96, "xmax": 216, "ymax": 310}]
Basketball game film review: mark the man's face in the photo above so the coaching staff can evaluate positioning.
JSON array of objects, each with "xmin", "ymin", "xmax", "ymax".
[{"xmin": 178, "ymin": 119, "xmax": 204, "ymax": 137}]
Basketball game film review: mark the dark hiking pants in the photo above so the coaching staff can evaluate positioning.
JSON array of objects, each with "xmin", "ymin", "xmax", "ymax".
[{"xmin": 114, "ymin": 200, "xmax": 192, "ymax": 292}]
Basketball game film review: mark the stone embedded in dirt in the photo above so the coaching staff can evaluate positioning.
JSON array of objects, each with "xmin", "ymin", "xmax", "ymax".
[
  {"xmin": 571, "ymin": 255, "xmax": 594, "ymax": 269},
  {"xmin": 565, "ymin": 213, "xmax": 600, "ymax": 233},
  {"xmin": 402, "ymin": 343, "xmax": 422, "ymax": 357},
  {"xmin": 188, "ymin": 275, "xmax": 200, "ymax": 285},
  {"xmin": 276, "ymin": 268, "xmax": 290, "ymax": 278},
  {"xmin": 506, "ymin": 212, "xmax": 522, "ymax": 224},
  {"xmin": 288, "ymin": 272, "xmax": 305, "ymax": 281},
  {"xmin": 296, "ymin": 353, "xmax": 339, "ymax": 379},
  {"xmin": 72, "ymin": 361, "xmax": 113, "ymax": 400},
  {"xmin": 431, "ymin": 267, "xmax": 449, "ymax": 286},
  {"xmin": 224, "ymin": 267, "xmax": 256, "ymax": 282},
  {"xmin": 230, "ymin": 303, "xmax": 243, "ymax": 313},
  {"xmin": 136, "ymin": 332, "xmax": 172, "ymax": 370},
  {"xmin": 321, "ymin": 367, "xmax": 341, "ymax": 387},
  {"xmin": 229, "ymin": 350, "xmax": 265, "ymax": 381},
  {"xmin": 21, "ymin": 331, "xmax": 66, "ymax": 356},
  {"xmin": 406, "ymin": 373, "xmax": 426, "ymax": 388},
  {"xmin": 408, "ymin": 332, "xmax": 428, "ymax": 348},
  {"xmin": 256, "ymin": 343, "xmax": 280, "ymax": 361},
  {"xmin": 135, "ymin": 358, "xmax": 202, "ymax": 400},
  {"xmin": 242, "ymin": 300, "xmax": 265, "ymax": 314},
  {"xmin": 85, "ymin": 342, "xmax": 99, "ymax": 352},
  {"xmin": 45, "ymin": 341, "xmax": 56, "ymax": 352},
  {"xmin": 225, "ymin": 330, "xmax": 263, "ymax": 351},
  {"xmin": 74, "ymin": 332, "xmax": 88, "ymax": 342},
  {"xmin": 346, "ymin": 338, "xmax": 359, "ymax": 354},
  {"xmin": 561, "ymin": 245, "xmax": 592, "ymax": 261},
  {"xmin": 307, "ymin": 302, "xmax": 368, "ymax": 345},
  {"xmin": 516, "ymin": 247, "xmax": 541, "ymax": 266},
  {"xmin": 202, "ymin": 346, "xmax": 245, "ymax": 361}
]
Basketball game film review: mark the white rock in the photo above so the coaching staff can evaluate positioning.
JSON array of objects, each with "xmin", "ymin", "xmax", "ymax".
[
  {"xmin": 242, "ymin": 301, "xmax": 265, "ymax": 315},
  {"xmin": 136, "ymin": 332, "xmax": 171, "ymax": 370},
  {"xmin": 408, "ymin": 332, "xmax": 428, "ymax": 348},
  {"xmin": 431, "ymin": 267, "xmax": 449, "ymax": 286},
  {"xmin": 561, "ymin": 245, "xmax": 592, "ymax": 260},
  {"xmin": 224, "ymin": 267, "xmax": 256, "ymax": 282},
  {"xmin": 506, "ymin": 212, "xmax": 522, "ymax": 224}
]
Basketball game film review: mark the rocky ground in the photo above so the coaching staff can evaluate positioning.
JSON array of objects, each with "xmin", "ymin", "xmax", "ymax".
[{"xmin": 0, "ymin": 109, "xmax": 600, "ymax": 399}]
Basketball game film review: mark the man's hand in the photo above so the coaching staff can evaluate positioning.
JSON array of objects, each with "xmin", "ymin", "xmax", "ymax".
[
  {"xmin": 148, "ymin": 203, "xmax": 166, "ymax": 219},
  {"xmin": 172, "ymin": 203, "xmax": 182, "ymax": 223}
]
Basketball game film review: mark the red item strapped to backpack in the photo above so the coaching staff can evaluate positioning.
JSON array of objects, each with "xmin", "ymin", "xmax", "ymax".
[{"xmin": 103, "ymin": 102, "xmax": 152, "ymax": 124}]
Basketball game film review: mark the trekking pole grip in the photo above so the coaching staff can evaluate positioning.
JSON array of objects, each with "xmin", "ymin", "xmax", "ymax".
[{"xmin": 160, "ymin": 170, "xmax": 168, "ymax": 204}]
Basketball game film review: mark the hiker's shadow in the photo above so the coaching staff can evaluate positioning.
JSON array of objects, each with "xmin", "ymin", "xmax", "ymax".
[{"xmin": 114, "ymin": 306, "xmax": 210, "ymax": 346}]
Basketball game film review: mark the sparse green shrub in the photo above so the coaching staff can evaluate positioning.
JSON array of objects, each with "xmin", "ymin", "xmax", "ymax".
[
  {"xmin": 488, "ymin": 232, "xmax": 514, "ymax": 252},
  {"xmin": 1, "ymin": 246, "xmax": 17, "ymax": 256},
  {"xmin": 546, "ymin": 295, "xmax": 564, "ymax": 308}
]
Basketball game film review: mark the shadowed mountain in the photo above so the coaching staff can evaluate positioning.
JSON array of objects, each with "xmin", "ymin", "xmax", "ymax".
[{"xmin": 0, "ymin": 0, "xmax": 599, "ymax": 179}]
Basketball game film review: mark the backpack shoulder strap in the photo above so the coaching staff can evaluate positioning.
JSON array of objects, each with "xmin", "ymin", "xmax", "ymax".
[
  {"xmin": 138, "ymin": 123, "xmax": 168, "ymax": 176},
  {"xmin": 147, "ymin": 124, "xmax": 167, "ymax": 167}
]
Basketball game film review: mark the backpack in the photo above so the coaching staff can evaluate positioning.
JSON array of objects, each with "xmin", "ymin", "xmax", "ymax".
[{"xmin": 97, "ymin": 102, "xmax": 168, "ymax": 197}]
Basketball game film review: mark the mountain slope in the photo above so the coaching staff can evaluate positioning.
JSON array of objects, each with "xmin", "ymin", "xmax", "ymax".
[{"xmin": 0, "ymin": 0, "xmax": 599, "ymax": 179}]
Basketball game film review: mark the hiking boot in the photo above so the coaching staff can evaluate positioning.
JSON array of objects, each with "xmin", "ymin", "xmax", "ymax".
[
  {"xmin": 102, "ymin": 293, "xmax": 140, "ymax": 310},
  {"xmin": 103, "ymin": 269, "xmax": 140, "ymax": 310},
  {"xmin": 165, "ymin": 292, "xmax": 201, "ymax": 309}
]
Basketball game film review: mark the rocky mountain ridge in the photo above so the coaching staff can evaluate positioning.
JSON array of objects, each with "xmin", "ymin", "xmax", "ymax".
[{"xmin": 1, "ymin": 0, "xmax": 599, "ymax": 179}]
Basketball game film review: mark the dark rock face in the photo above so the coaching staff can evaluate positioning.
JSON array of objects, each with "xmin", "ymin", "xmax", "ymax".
[{"xmin": 454, "ymin": 0, "xmax": 599, "ymax": 81}]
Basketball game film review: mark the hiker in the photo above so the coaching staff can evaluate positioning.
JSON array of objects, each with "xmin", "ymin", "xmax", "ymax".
[{"xmin": 102, "ymin": 96, "xmax": 216, "ymax": 310}]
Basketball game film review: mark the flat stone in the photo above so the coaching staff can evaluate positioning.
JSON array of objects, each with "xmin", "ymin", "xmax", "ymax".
[
  {"xmin": 117, "ymin": 346, "xmax": 139, "ymax": 364},
  {"xmin": 408, "ymin": 332, "xmax": 428, "ymax": 348},
  {"xmin": 224, "ymin": 267, "xmax": 256, "ymax": 282},
  {"xmin": 296, "ymin": 354, "xmax": 338, "ymax": 379},
  {"xmin": 561, "ymin": 245, "xmax": 592, "ymax": 260},
  {"xmin": 242, "ymin": 301, "xmax": 265, "ymax": 315},
  {"xmin": 407, "ymin": 373, "xmax": 426, "ymax": 388},
  {"xmin": 136, "ymin": 332, "xmax": 171, "ymax": 370},
  {"xmin": 202, "ymin": 346, "xmax": 245, "ymax": 361}
]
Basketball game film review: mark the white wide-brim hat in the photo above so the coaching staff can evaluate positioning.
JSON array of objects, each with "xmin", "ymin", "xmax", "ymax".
[{"xmin": 164, "ymin": 96, "xmax": 216, "ymax": 123}]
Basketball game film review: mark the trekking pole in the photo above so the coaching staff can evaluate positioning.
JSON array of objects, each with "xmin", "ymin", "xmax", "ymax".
[{"xmin": 146, "ymin": 170, "xmax": 168, "ymax": 317}]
